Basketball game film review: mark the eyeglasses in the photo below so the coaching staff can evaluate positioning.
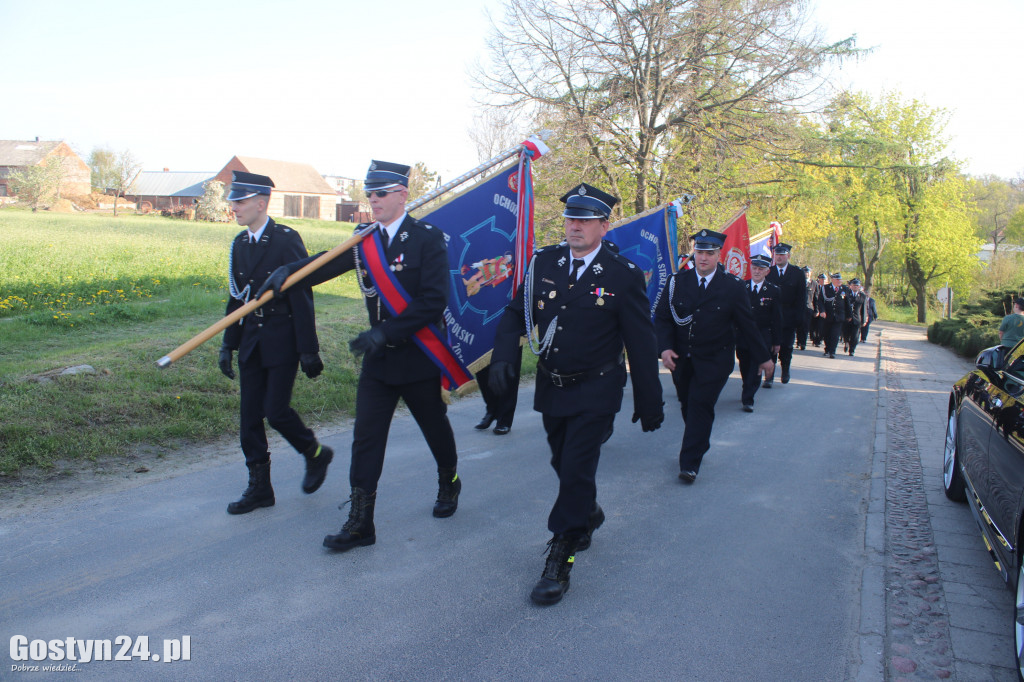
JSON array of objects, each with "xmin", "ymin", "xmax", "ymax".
[{"xmin": 365, "ymin": 188, "xmax": 404, "ymax": 199}]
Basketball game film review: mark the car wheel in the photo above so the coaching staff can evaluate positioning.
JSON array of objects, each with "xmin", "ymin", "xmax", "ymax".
[
  {"xmin": 1016, "ymin": 557, "xmax": 1024, "ymax": 681},
  {"xmin": 943, "ymin": 407, "xmax": 967, "ymax": 502}
]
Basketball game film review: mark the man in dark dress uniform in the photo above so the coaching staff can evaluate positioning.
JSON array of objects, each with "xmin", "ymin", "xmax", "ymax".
[
  {"xmin": 655, "ymin": 230, "xmax": 773, "ymax": 483},
  {"xmin": 815, "ymin": 273, "xmax": 851, "ymax": 358},
  {"xmin": 218, "ymin": 171, "xmax": 332, "ymax": 515},
  {"xmin": 845, "ymin": 278, "xmax": 867, "ymax": 356},
  {"xmin": 861, "ymin": 289, "xmax": 878, "ymax": 342},
  {"xmin": 796, "ymin": 266, "xmax": 813, "ymax": 350},
  {"xmin": 259, "ymin": 160, "xmax": 461, "ymax": 551},
  {"xmin": 764, "ymin": 243, "xmax": 806, "ymax": 385},
  {"xmin": 809, "ymin": 272, "xmax": 826, "ymax": 347},
  {"xmin": 490, "ymin": 183, "xmax": 664, "ymax": 606},
  {"xmin": 736, "ymin": 254, "xmax": 782, "ymax": 412}
]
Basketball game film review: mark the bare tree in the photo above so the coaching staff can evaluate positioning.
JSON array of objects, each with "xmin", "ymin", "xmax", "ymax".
[
  {"xmin": 110, "ymin": 149, "xmax": 142, "ymax": 217},
  {"xmin": 469, "ymin": 108, "xmax": 523, "ymax": 163},
  {"xmin": 407, "ymin": 161, "xmax": 439, "ymax": 202},
  {"xmin": 474, "ymin": 0, "xmax": 856, "ymax": 214}
]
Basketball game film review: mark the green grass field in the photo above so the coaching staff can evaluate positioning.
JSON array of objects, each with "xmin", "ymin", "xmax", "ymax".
[{"xmin": 0, "ymin": 209, "xmax": 372, "ymax": 475}]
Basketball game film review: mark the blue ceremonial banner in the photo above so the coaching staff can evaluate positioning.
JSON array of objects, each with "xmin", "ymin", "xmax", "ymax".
[
  {"xmin": 422, "ymin": 162, "xmax": 522, "ymax": 372},
  {"xmin": 605, "ymin": 204, "xmax": 680, "ymax": 316}
]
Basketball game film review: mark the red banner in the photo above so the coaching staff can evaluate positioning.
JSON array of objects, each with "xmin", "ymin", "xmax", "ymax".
[{"xmin": 720, "ymin": 213, "xmax": 752, "ymax": 280}]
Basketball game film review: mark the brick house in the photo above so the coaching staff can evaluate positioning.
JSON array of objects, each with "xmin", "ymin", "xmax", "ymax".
[
  {"xmin": 0, "ymin": 139, "xmax": 91, "ymax": 199},
  {"xmin": 214, "ymin": 156, "xmax": 336, "ymax": 221}
]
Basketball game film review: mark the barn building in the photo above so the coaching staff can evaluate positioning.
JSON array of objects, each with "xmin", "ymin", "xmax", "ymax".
[
  {"xmin": 0, "ymin": 139, "xmax": 91, "ymax": 199},
  {"xmin": 214, "ymin": 156, "xmax": 336, "ymax": 221}
]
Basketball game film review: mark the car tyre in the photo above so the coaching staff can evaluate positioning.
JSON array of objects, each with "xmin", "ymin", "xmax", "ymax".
[{"xmin": 943, "ymin": 407, "xmax": 967, "ymax": 502}]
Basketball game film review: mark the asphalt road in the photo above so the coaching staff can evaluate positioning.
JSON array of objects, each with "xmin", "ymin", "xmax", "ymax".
[{"xmin": 2, "ymin": 338, "xmax": 880, "ymax": 680}]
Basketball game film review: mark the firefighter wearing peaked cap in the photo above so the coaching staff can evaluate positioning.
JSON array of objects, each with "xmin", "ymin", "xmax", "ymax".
[
  {"xmin": 490, "ymin": 182, "xmax": 664, "ymax": 606},
  {"xmin": 764, "ymin": 242, "xmax": 806, "ymax": 385},
  {"xmin": 736, "ymin": 253, "xmax": 782, "ymax": 412},
  {"xmin": 814, "ymin": 272, "xmax": 850, "ymax": 358},
  {"xmin": 257, "ymin": 160, "xmax": 462, "ymax": 551},
  {"xmin": 220, "ymin": 171, "xmax": 333, "ymax": 515},
  {"xmin": 655, "ymin": 229, "xmax": 773, "ymax": 483}
]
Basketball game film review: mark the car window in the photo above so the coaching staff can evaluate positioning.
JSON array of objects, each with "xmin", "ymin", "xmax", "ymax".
[{"xmin": 1005, "ymin": 339, "xmax": 1024, "ymax": 381}]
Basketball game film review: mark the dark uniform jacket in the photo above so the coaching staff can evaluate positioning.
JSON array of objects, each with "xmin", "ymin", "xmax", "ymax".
[
  {"xmin": 739, "ymin": 279, "xmax": 783, "ymax": 349},
  {"xmin": 654, "ymin": 265, "xmax": 770, "ymax": 372},
  {"xmin": 223, "ymin": 219, "xmax": 318, "ymax": 367},
  {"xmin": 849, "ymin": 291, "xmax": 867, "ymax": 325},
  {"xmin": 815, "ymin": 283, "xmax": 851, "ymax": 321},
  {"xmin": 288, "ymin": 214, "xmax": 450, "ymax": 386},
  {"xmin": 766, "ymin": 264, "xmax": 807, "ymax": 328},
  {"xmin": 492, "ymin": 242, "xmax": 662, "ymax": 418}
]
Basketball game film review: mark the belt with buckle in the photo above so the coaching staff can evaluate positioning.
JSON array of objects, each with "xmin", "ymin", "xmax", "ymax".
[
  {"xmin": 248, "ymin": 302, "xmax": 291, "ymax": 319},
  {"xmin": 538, "ymin": 357, "xmax": 624, "ymax": 388}
]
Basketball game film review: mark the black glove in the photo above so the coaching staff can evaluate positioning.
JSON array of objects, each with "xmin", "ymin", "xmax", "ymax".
[
  {"xmin": 632, "ymin": 410, "xmax": 664, "ymax": 433},
  {"xmin": 299, "ymin": 352, "xmax": 324, "ymax": 379},
  {"xmin": 255, "ymin": 266, "xmax": 290, "ymax": 299},
  {"xmin": 488, "ymin": 361, "xmax": 516, "ymax": 395},
  {"xmin": 349, "ymin": 327, "xmax": 387, "ymax": 357},
  {"xmin": 218, "ymin": 346, "xmax": 236, "ymax": 379}
]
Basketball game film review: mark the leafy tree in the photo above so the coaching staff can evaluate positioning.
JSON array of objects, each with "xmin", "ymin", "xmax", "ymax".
[
  {"xmin": 88, "ymin": 147, "xmax": 118, "ymax": 192},
  {"xmin": 969, "ymin": 174, "xmax": 1024, "ymax": 252},
  {"xmin": 475, "ymin": 0, "xmax": 857, "ymax": 214},
  {"xmin": 782, "ymin": 92, "xmax": 979, "ymax": 320},
  {"xmin": 8, "ymin": 156, "xmax": 66, "ymax": 211}
]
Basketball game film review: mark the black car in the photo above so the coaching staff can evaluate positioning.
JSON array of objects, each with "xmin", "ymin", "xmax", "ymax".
[{"xmin": 944, "ymin": 342, "xmax": 1024, "ymax": 679}]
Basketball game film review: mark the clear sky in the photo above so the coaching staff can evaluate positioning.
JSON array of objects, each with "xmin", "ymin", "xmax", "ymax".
[{"xmin": 1, "ymin": 0, "xmax": 1019, "ymax": 183}]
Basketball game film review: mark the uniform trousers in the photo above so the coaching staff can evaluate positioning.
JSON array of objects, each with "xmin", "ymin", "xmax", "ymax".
[
  {"xmin": 860, "ymin": 321, "xmax": 872, "ymax": 342},
  {"xmin": 823, "ymin": 318, "xmax": 843, "ymax": 356},
  {"xmin": 671, "ymin": 355, "xmax": 731, "ymax": 473},
  {"xmin": 810, "ymin": 315, "xmax": 823, "ymax": 345},
  {"xmin": 350, "ymin": 372, "xmax": 457, "ymax": 493},
  {"xmin": 542, "ymin": 412, "xmax": 615, "ymax": 535},
  {"xmin": 844, "ymin": 321, "xmax": 861, "ymax": 355},
  {"xmin": 238, "ymin": 345, "xmax": 315, "ymax": 465},
  {"xmin": 796, "ymin": 309, "xmax": 811, "ymax": 349},
  {"xmin": 778, "ymin": 326, "xmax": 796, "ymax": 370},
  {"xmin": 737, "ymin": 331, "xmax": 770, "ymax": 406}
]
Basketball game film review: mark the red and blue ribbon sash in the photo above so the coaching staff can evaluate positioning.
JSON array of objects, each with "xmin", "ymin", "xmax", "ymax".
[
  {"xmin": 359, "ymin": 229, "xmax": 474, "ymax": 391},
  {"xmin": 513, "ymin": 137, "xmax": 548, "ymax": 292}
]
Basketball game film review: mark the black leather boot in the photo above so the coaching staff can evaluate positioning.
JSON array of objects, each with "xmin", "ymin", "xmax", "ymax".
[
  {"xmin": 433, "ymin": 469, "xmax": 461, "ymax": 518},
  {"xmin": 227, "ymin": 460, "xmax": 275, "ymax": 514},
  {"xmin": 576, "ymin": 504, "xmax": 605, "ymax": 552},
  {"xmin": 301, "ymin": 441, "xmax": 334, "ymax": 494},
  {"xmin": 323, "ymin": 487, "xmax": 376, "ymax": 550},
  {"xmin": 530, "ymin": 534, "xmax": 578, "ymax": 605}
]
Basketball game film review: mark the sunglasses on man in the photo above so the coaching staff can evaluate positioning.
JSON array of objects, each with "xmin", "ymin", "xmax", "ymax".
[{"xmin": 365, "ymin": 187, "xmax": 404, "ymax": 199}]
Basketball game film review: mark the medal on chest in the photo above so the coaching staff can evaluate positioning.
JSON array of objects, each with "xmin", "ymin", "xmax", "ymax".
[
  {"xmin": 390, "ymin": 254, "xmax": 405, "ymax": 272},
  {"xmin": 593, "ymin": 287, "xmax": 614, "ymax": 306}
]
